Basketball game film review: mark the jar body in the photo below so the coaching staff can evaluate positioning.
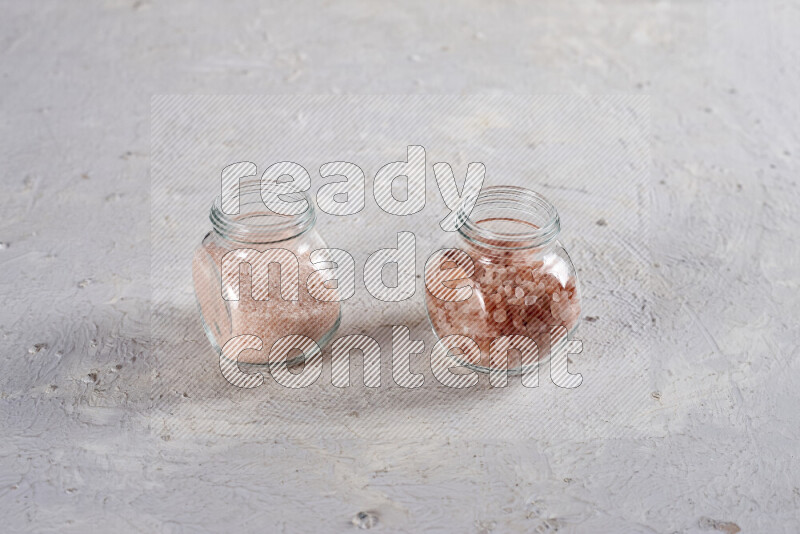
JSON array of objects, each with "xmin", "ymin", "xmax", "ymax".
[
  {"xmin": 193, "ymin": 222, "xmax": 341, "ymax": 366},
  {"xmin": 424, "ymin": 187, "xmax": 580, "ymax": 373}
]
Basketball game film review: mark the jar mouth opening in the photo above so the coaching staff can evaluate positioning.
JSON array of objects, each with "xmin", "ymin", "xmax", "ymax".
[
  {"xmin": 210, "ymin": 180, "xmax": 315, "ymax": 244},
  {"xmin": 458, "ymin": 186, "xmax": 560, "ymax": 249}
]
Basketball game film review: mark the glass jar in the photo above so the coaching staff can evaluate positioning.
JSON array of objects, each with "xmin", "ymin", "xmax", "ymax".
[
  {"xmin": 192, "ymin": 181, "xmax": 341, "ymax": 366},
  {"xmin": 425, "ymin": 186, "xmax": 581, "ymax": 374}
]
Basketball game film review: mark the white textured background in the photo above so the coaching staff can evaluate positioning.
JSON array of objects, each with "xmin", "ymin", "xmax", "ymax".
[{"xmin": 1, "ymin": 1, "xmax": 799, "ymax": 533}]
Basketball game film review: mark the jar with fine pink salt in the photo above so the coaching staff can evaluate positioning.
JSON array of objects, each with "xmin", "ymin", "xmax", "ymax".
[
  {"xmin": 192, "ymin": 181, "xmax": 341, "ymax": 366},
  {"xmin": 425, "ymin": 186, "xmax": 581, "ymax": 374}
]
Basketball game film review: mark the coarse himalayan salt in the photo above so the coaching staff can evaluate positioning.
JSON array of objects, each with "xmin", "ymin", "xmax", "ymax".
[
  {"xmin": 425, "ymin": 228, "xmax": 581, "ymax": 371},
  {"xmin": 193, "ymin": 235, "xmax": 340, "ymax": 365}
]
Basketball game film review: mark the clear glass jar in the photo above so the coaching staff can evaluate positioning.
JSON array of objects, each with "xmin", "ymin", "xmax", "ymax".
[
  {"xmin": 192, "ymin": 181, "xmax": 341, "ymax": 366},
  {"xmin": 425, "ymin": 186, "xmax": 581, "ymax": 374}
]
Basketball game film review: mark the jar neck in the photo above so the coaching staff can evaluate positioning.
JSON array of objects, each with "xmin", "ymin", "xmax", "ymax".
[
  {"xmin": 457, "ymin": 186, "xmax": 560, "ymax": 253},
  {"xmin": 210, "ymin": 179, "xmax": 316, "ymax": 244}
]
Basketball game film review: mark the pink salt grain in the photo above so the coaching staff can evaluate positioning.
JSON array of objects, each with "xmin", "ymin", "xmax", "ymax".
[
  {"xmin": 194, "ymin": 239, "xmax": 340, "ymax": 365},
  {"xmin": 424, "ymin": 217, "xmax": 581, "ymax": 370}
]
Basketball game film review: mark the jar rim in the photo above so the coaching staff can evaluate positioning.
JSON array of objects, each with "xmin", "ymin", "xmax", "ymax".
[
  {"xmin": 210, "ymin": 180, "xmax": 316, "ymax": 244},
  {"xmin": 457, "ymin": 185, "xmax": 561, "ymax": 249}
]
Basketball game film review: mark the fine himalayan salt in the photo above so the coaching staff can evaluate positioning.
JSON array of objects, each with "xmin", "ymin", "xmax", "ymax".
[
  {"xmin": 425, "ymin": 235, "xmax": 581, "ymax": 370},
  {"xmin": 193, "ymin": 235, "xmax": 340, "ymax": 365}
]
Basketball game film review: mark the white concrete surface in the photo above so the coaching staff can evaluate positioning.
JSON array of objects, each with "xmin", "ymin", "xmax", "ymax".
[{"xmin": 1, "ymin": 1, "xmax": 799, "ymax": 533}]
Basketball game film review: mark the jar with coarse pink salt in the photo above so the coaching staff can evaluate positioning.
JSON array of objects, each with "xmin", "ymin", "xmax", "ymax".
[
  {"xmin": 425, "ymin": 186, "xmax": 581, "ymax": 374},
  {"xmin": 193, "ymin": 180, "xmax": 341, "ymax": 366}
]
